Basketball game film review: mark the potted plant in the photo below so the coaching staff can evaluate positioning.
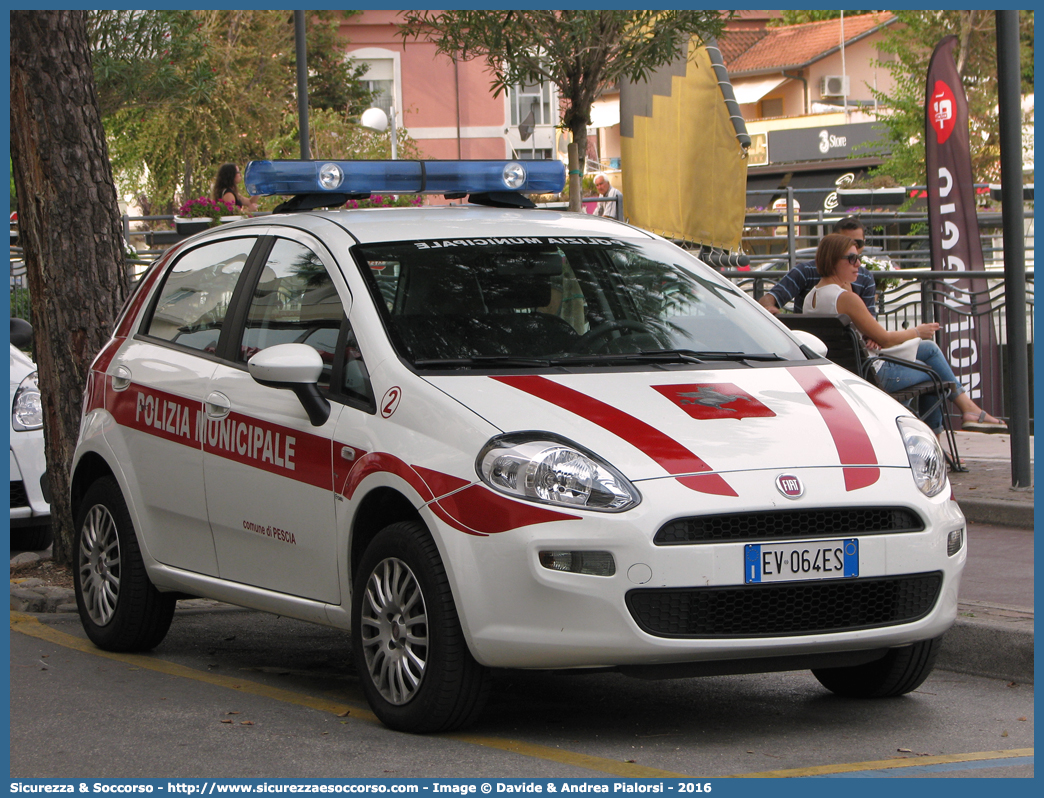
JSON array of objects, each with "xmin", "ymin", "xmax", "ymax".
[{"xmin": 174, "ymin": 197, "xmax": 238, "ymax": 235}]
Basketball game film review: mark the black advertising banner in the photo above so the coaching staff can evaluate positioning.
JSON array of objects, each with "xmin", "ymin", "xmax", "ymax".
[{"xmin": 925, "ymin": 35, "xmax": 1001, "ymax": 412}]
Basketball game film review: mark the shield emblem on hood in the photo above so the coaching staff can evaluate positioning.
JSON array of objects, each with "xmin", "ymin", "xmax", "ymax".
[{"xmin": 653, "ymin": 383, "xmax": 776, "ymax": 421}]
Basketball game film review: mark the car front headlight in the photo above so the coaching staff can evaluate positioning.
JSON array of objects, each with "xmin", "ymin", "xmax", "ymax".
[
  {"xmin": 12, "ymin": 370, "xmax": 43, "ymax": 431},
  {"xmin": 477, "ymin": 433, "xmax": 640, "ymax": 512},
  {"xmin": 897, "ymin": 417, "xmax": 946, "ymax": 497}
]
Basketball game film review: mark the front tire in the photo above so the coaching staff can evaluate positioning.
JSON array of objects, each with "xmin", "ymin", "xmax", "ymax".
[
  {"xmin": 10, "ymin": 523, "xmax": 53, "ymax": 552},
  {"xmin": 352, "ymin": 521, "xmax": 490, "ymax": 732},
  {"xmin": 73, "ymin": 477, "xmax": 176, "ymax": 652},
  {"xmin": 812, "ymin": 637, "xmax": 943, "ymax": 698}
]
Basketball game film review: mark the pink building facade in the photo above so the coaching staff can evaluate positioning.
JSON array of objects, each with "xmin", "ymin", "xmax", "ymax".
[{"xmin": 338, "ymin": 11, "xmax": 563, "ymax": 162}]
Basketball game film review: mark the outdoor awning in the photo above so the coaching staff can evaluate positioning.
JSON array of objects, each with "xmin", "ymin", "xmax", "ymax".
[
  {"xmin": 589, "ymin": 100, "xmax": 621, "ymax": 129},
  {"xmin": 732, "ymin": 75, "xmax": 787, "ymax": 105}
]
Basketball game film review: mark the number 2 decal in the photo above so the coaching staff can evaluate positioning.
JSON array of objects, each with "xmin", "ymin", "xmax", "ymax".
[{"xmin": 381, "ymin": 386, "xmax": 402, "ymax": 418}]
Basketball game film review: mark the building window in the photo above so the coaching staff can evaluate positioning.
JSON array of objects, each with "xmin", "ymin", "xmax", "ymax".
[
  {"xmin": 511, "ymin": 148, "xmax": 553, "ymax": 160},
  {"xmin": 760, "ymin": 97, "xmax": 784, "ymax": 118},
  {"xmin": 509, "ymin": 80, "xmax": 553, "ymax": 127},
  {"xmin": 357, "ymin": 58, "xmax": 394, "ymax": 115}
]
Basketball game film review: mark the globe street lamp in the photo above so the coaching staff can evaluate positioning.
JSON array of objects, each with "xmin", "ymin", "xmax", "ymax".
[{"xmin": 361, "ymin": 106, "xmax": 397, "ymax": 160}]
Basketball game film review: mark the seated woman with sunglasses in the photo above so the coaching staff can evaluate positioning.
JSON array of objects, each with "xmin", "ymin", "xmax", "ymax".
[{"xmin": 803, "ymin": 233, "xmax": 1007, "ymax": 435}]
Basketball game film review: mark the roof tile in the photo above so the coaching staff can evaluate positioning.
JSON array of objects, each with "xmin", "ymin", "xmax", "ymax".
[
  {"xmin": 728, "ymin": 13, "xmax": 896, "ymax": 74},
  {"xmin": 718, "ymin": 28, "xmax": 770, "ymax": 66}
]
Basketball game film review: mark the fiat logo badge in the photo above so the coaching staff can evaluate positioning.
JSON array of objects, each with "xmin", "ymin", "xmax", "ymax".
[{"xmin": 775, "ymin": 474, "xmax": 804, "ymax": 499}]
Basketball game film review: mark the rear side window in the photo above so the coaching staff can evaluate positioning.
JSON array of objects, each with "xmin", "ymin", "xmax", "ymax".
[
  {"xmin": 144, "ymin": 238, "xmax": 255, "ymax": 353},
  {"xmin": 236, "ymin": 238, "xmax": 347, "ymax": 389}
]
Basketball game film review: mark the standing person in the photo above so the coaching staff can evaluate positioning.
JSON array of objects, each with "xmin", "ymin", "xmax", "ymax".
[
  {"xmin": 592, "ymin": 172, "xmax": 623, "ymax": 220},
  {"xmin": 759, "ymin": 216, "xmax": 877, "ymax": 316},
  {"xmin": 212, "ymin": 163, "xmax": 257, "ymax": 214},
  {"xmin": 804, "ymin": 233, "xmax": 1006, "ymax": 434}
]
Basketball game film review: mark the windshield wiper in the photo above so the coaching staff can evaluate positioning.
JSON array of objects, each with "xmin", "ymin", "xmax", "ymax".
[
  {"xmin": 551, "ymin": 350, "xmax": 705, "ymax": 366},
  {"xmin": 552, "ymin": 349, "xmax": 785, "ymax": 366},
  {"xmin": 413, "ymin": 355, "xmax": 552, "ymax": 369},
  {"xmin": 678, "ymin": 350, "xmax": 786, "ymax": 362}
]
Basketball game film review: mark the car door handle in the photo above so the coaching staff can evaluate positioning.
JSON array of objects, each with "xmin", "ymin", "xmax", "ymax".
[
  {"xmin": 110, "ymin": 365, "xmax": 132, "ymax": 392},
  {"xmin": 205, "ymin": 391, "xmax": 231, "ymax": 420}
]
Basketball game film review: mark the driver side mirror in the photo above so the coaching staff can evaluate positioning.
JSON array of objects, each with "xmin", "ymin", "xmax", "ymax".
[
  {"xmin": 247, "ymin": 343, "xmax": 331, "ymax": 426},
  {"xmin": 11, "ymin": 318, "xmax": 33, "ymax": 350}
]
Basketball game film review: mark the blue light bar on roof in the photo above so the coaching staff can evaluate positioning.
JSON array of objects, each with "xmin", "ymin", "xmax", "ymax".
[{"xmin": 244, "ymin": 160, "xmax": 565, "ymax": 197}]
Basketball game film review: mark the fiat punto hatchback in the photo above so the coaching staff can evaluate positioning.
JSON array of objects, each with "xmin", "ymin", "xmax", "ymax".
[{"xmin": 72, "ymin": 160, "xmax": 966, "ymax": 732}]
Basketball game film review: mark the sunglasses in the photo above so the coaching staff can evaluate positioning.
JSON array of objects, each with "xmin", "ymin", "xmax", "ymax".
[
  {"xmin": 852, "ymin": 239, "xmax": 865, "ymax": 249},
  {"xmin": 844, "ymin": 253, "xmax": 862, "ymax": 265}
]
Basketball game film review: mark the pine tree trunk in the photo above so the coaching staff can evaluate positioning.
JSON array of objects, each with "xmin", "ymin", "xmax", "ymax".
[{"xmin": 10, "ymin": 11, "xmax": 128, "ymax": 565}]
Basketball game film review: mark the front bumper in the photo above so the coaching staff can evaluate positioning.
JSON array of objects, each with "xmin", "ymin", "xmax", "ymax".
[
  {"xmin": 10, "ymin": 432, "xmax": 51, "ymax": 526},
  {"xmin": 436, "ymin": 466, "xmax": 966, "ymax": 669}
]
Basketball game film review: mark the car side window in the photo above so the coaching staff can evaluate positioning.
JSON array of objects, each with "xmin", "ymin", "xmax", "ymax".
[
  {"xmin": 236, "ymin": 239, "xmax": 346, "ymax": 390},
  {"xmin": 144, "ymin": 238, "xmax": 254, "ymax": 353}
]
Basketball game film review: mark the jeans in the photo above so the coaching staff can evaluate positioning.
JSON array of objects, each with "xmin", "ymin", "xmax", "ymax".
[{"xmin": 875, "ymin": 340, "xmax": 963, "ymax": 433}]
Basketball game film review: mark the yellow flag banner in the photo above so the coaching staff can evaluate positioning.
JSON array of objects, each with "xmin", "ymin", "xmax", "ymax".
[{"xmin": 620, "ymin": 42, "xmax": 748, "ymax": 251}]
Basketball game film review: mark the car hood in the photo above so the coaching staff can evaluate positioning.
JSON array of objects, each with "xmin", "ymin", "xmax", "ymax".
[{"xmin": 425, "ymin": 363, "xmax": 914, "ymax": 485}]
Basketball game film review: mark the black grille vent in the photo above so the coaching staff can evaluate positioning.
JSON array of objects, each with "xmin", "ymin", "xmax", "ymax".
[
  {"xmin": 11, "ymin": 481, "xmax": 28, "ymax": 508},
  {"xmin": 655, "ymin": 507, "xmax": 923, "ymax": 545},
  {"xmin": 626, "ymin": 572, "xmax": 943, "ymax": 638}
]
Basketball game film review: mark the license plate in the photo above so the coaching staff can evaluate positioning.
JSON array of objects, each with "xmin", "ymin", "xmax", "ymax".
[{"xmin": 744, "ymin": 539, "xmax": 858, "ymax": 584}]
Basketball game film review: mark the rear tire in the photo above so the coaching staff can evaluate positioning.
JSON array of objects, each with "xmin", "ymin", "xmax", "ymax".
[
  {"xmin": 352, "ymin": 521, "xmax": 490, "ymax": 732},
  {"xmin": 812, "ymin": 637, "xmax": 943, "ymax": 698},
  {"xmin": 73, "ymin": 477, "xmax": 176, "ymax": 652}
]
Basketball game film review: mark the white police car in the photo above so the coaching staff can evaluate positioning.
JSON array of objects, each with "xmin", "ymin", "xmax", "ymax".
[{"xmin": 72, "ymin": 159, "xmax": 966, "ymax": 733}]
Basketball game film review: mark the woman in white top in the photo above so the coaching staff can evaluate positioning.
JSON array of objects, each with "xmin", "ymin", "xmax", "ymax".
[{"xmin": 803, "ymin": 233, "xmax": 1006, "ymax": 434}]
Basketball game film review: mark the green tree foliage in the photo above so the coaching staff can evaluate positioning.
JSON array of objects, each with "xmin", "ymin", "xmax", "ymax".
[
  {"xmin": 400, "ymin": 10, "xmax": 728, "ymax": 212},
  {"xmin": 88, "ymin": 10, "xmax": 383, "ymax": 211},
  {"xmin": 869, "ymin": 10, "xmax": 1034, "ymax": 186}
]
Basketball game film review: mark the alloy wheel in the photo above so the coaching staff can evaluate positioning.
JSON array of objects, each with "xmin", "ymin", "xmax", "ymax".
[
  {"xmin": 78, "ymin": 503, "xmax": 122, "ymax": 626},
  {"xmin": 359, "ymin": 557, "xmax": 429, "ymax": 705}
]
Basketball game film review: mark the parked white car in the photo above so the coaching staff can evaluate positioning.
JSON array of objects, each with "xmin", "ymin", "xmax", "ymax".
[
  {"xmin": 71, "ymin": 159, "xmax": 966, "ymax": 733},
  {"xmin": 10, "ymin": 318, "xmax": 51, "ymax": 550}
]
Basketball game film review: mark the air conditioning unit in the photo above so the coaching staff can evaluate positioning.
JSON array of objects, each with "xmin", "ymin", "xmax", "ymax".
[{"xmin": 820, "ymin": 75, "xmax": 850, "ymax": 97}]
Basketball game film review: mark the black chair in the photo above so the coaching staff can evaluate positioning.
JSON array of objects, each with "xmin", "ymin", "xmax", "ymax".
[{"xmin": 780, "ymin": 314, "xmax": 965, "ymax": 472}]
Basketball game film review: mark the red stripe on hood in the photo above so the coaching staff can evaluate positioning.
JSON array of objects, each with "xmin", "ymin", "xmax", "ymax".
[
  {"xmin": 789, "ymin": 366, "xmax": 880, "ymax": 491},
  {"xmin": 493, "ymin": 375, "xmax": 737, "ymax": 497}
]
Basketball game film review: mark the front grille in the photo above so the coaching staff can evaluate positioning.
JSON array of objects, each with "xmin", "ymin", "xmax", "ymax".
[
  {"xmin": 11, "ymin": 480, "xmax": 28, "ymax": 508},
  {"xmin": 655, "ymin": 507, "xmax": 923, "ymax": 545},
  {"xmin": 626, "ymin": 572, "xmax": 943, "ymax": 638}
]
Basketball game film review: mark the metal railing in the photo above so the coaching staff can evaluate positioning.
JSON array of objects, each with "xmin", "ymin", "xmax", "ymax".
[
  {"xmin": 723, "ymin": 266, "xmax": 1034, "ymax": 432},
  {"xmin": 741, "ymin": 185, "xmax": 1034, "ymax": 272},
  {"xmin": 536, "ymin": 195, "xmax": 624, "ymax": 220}
]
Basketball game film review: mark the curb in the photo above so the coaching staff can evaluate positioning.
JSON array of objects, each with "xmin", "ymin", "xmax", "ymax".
[
  {"xmin": 10, "ymin": 580, "xmax": 76, "ymax": 614},
  {"xmin": 937, "ymin": 602, "xmax": 1035, "ymax": 684},
  {"xmin": 956, "ymin": 498, "xmax": 1035, "ymax": 530}
]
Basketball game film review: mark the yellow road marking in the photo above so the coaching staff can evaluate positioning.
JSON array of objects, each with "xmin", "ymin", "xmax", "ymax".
[
  {"xmin": 11, "ymin": 612, "xmax": 681, "ymax": 776},
  {"xmin": 11, "ymin": 612, "xmax": 1032, "ymax": 779},
  {"xmin": 727, "ymin": 748, "xmax": 1034, "ymax": 778},
  {"xmin": 10, "ymin": 612, "xmax": 377, "ymax": 722},
  {"xmin": 448, "ymin": 735, "xmax": 688, "ymax": 778}
]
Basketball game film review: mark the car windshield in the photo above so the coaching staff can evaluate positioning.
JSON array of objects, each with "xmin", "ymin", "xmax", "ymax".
[{"xmin": 354, "ymin": 236, "xmax": 806, "ymax": 368}]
